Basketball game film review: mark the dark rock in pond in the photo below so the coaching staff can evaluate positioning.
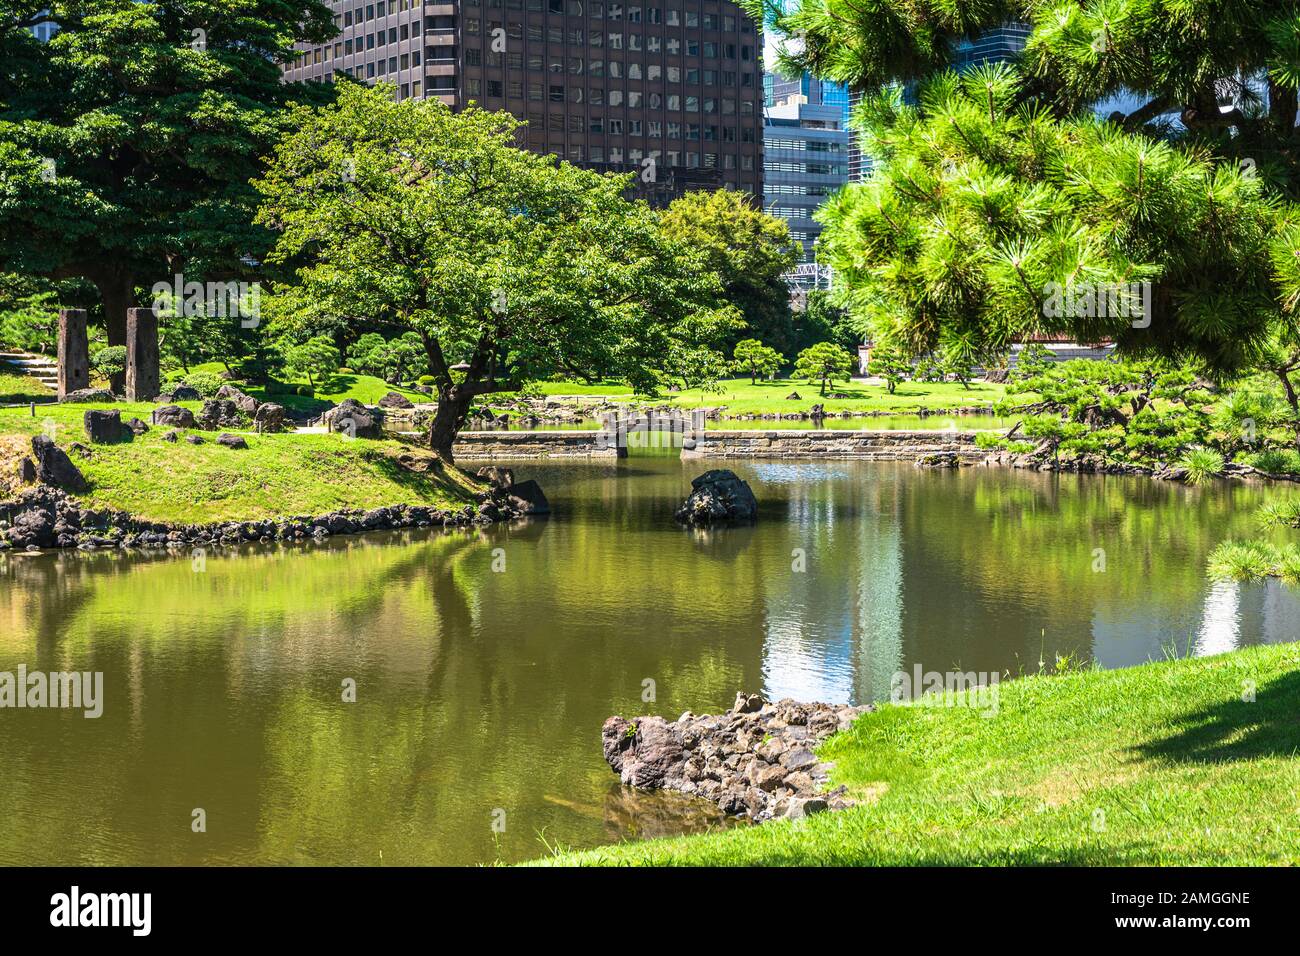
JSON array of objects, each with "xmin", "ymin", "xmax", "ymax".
[
  {"xmin": 675, "ymin": 469, "xmax": 758, "ymax": 526},
  {"xmin": 162, "ymin": 384, "xmax": 202, "ymax": 402},
  {"xmin": 602, "ymin": 694, "xmax": 871, "ymax": 822},
  {"xmin": 197, "ymin": 399, "xmax": 243, "ymax": 431},
  {"xmin": 378, "ymin": 390, "xmax": 414, "ymax": 409},
  {"xmin": 476, "ymin": 466, "xmax": 515, "ymax": 490},
  {"xmin": 216, "ymin": 433, "xmax": 248, "ymax": 449},
  {"xmin": 185, "ymin": 434, "xmax": 205, "ymax": 445},
  {"xmin": 152, "ymin": 404, "xmax": 197, "ymax": 429},
  {"xmin": 61, "ymin": 387, "xmax": 116, "ymax": 404},
  {"xmin": 324, "ymin": 398, "xmax": 381, "ymax": 439},
  {"xmin": 504, "ymin": 479, "xmax": 549, "ymax": 515},
  {"xmin": 125, "ymin": 417, "xmax": 149, "ymax": 437},
  {"xmin": 915, "ymin": 452, "xmax": 961, "ymax": 470},
  {"xmin": 809, "ymin": 403, "xmax": 825, "ymax": 418},
  {"xmin": 785, "ymin": 391, "xmax": 802, "ymax": 401},
  {"xmin": 31, "ymin": 435, "xmax": 88, "ymax": 492},
  {"xmin": 15, "ymin": 457, "xmax": 36, "ymax": 483},
  {"xmin": 253, "ymin": 402, "xmax": 285, "ymax": 432},
  {"xmin": 83, "ymin": 408, "xmax": 126, "ymax": 444},
  {"xmin": 216, "ymin": 384, "xmax": 259, "ymax": 414}
]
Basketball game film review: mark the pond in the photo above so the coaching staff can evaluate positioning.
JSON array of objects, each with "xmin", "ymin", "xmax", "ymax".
[{"xmin": 1, "ymin": 457, "xmax": 1296, "ymax": 865}]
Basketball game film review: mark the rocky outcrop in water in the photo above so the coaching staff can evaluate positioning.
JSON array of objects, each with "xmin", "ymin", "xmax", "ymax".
[
  {"xmin": 602, "ymin": 693, "xmax": 871, "ymax": 822},
  {"xmin": 675, "ymin": 469, "xmax": 758, "ymax": 525}
]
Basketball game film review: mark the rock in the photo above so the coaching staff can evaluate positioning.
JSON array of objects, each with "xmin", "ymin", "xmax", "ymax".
[
  {"xmin": 324, "ymin": 399, "xmax": 381, "ymax": 439},
  {"xmin": 216, "ymin": 433, "xmax": 248, "ymax": 449},
  {"xmin": 124, "ymin": 417, "xmax": 149, "ymax": 437},
  {"xmin": 378, "ymin": 391, "xmax": 414, "ymax": 409},
  {"xmin": 675, "ymin": 469, "xmax": 758, "ymax": 526},
  {"xmin": 161, "ymin": 430, "xmax": 178, "ymax": 443},
  {"xmin": 784, "ymin": 797, "xmax": 829, "ymax": 820},
  {"xmin": 734, "ymin": 691, "xmax": 763, "ymax": 713},
  {"xmin": 162, "ymin": 384, "xmax": 202, "ymax": 402},
  {"xmin": 83, "ymin": 408, "xmax": 126, "ymax": 443},
  {"xmin": 30, "ymin": 435, "xmax": 87, "ymax": 492},
  {"xmin": 253, "ymin": 402, "xmax": 285, "ymax": 433},
  {"xmin": 61, "ymin": 387, "xmax": 116, "ymax": 404},
  {"xmin": 151, "ymin": 404, "xmax": 197, "ymax": 429},
  {"xmin": 215, "ymin": 384, "xmax": 260, "ymax": 415},
  {"xmin": 785, "ymin": 391, "xmax": 801, "ymax": 400},
  {"xmin": 809, "ymin": 403, "xmax": 825, "ymax": 418},
  {"xmin": 15, "ymin": 457, "xmax": 36, "ymax": 483},
  {"xmin": 915, "ymin": 452, "xmax": 961, "ymax": 469},
  {"xmin": 476, "ymin": 466, "xmax": 516, "ymax": 490},
  {"xmin": 185, "ymin": 434, "xmax": 205, "ymax": 445},
  {"xmin": 197, "ymin": 399, "xmax": 244, "ymax": 431},
  {"xmin": 505, "ymin": 479, "xmax": 550, "ymax": 515}
]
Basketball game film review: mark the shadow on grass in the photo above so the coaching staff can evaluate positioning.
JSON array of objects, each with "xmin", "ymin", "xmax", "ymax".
[{"xmin": 1134, "ymin": 668, "xmax": 1300, "ymax": 764}]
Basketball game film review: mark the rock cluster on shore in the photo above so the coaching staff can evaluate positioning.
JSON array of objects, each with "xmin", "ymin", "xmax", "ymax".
[{"xmin": 602, "ymin": 693, "xmax": 871, "ymax": 822}]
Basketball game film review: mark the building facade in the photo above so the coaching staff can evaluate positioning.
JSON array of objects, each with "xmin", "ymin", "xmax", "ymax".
[
  {"xmin": 281, "ymin": 0, "xmax": 765, "ymax": 204},
  {"xmin": 762, "ymin": 72, "xmax": 849, "ymax": 271}
]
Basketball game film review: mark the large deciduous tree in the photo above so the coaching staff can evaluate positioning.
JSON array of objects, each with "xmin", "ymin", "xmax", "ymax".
[
  {"xmin": 0, "ymin": 0, "xmax": 336, "ymax": 381},
  {"xmin": 254, "ymin": 83, "xmax": 729, "ymax": 461}
]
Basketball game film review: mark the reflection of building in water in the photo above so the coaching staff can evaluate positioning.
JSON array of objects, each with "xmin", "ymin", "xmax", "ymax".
[
  {"xmin": 759, "ymin": 468, "xmax": 903, "ymax": 705},
  {"xmin": 1089, "ymin": 579, "xmax": 1300, "ymax": 668}
]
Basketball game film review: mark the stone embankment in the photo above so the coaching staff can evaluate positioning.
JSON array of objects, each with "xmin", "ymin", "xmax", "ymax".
[
  {"xmin": 602, "ymin": 693, "xmax": 872, "ymax": 823},
  {"xmin": 682, "ymin": 429, "xmax": 986, "ymax": 462}
]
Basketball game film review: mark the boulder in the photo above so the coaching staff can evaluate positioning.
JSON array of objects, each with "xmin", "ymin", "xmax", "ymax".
[
  {"xmin": 197, "ymin": 399, "xmax": 243, "ymax": 430},
  {"xmin": 379, "ymin": 390, "xmax": 415, "ymax": 409},
  {"xmin": 162, "ymin": 384, "xmax": 202, "ymax": 402},
  {"xmin": 253, "ymin": 402, "xmax": 286, "ymax": 433},
  {"xmin": 324, "ymin": 399, "xmax": 381, "ymax": 439},
  {"xmin": 215, "ymin": 384, "xmax": 260, "ymax": 415},
  {"xmin": 61, "ymin": 387, "xmax": 116, "ymax": 404},
  {"xmin": 915, "ymin": 452, "xmax": 961, "ymax": 470},
  {"xmin": 476, "ymin": 466, "xmax": 516, "ymax": 490},
  {"xmin": 185, "ymin": 434, "xmax": 205, "ymax": 445},
  {"xmin": 31, "ymin": 435, "xmax": 88, "ymax": 492},
  {"xmin": 15, "ymin": 457, "xmax": 36, "ymax": 483},
  {"xmin": 216, "ymin": 433, "xmax": 248, "ymax": 449},
  {"xmin": 504, "ymin": 479, "xmax": 549, "ymax": 515},
  {"xmin": 675, "ymin": 469, "xmax": 758, "ymax": 526},
  {"xmin": 151, "ymin": 404, "xmax": 197, "ymax": 429},
  {"xmin": 785, "ymin": 391, "xmax": 802, "ymax": 401},
  {"xmin": 124, "ymin": 417, "xmax": 149, "ymax": 437},
  {"xmin": 161, "ymin": 430, "xmax": 179, "ymax": 443},
  {"xmin": 83, "ymin": 408, "xmax": 126, "ymax": 443}
]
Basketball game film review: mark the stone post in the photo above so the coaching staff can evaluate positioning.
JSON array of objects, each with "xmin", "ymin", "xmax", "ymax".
[
  {"xmin": 57, "ymin": 308, "xmax": 89, "ymax": 400},
  {"xmin": 125, "ymin": 307, "xmax": 160, "ymax": 401}
]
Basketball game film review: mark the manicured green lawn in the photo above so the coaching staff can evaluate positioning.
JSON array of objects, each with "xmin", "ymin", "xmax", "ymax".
[
  {"xmin": 0, "ymin": 401, "xmax": 479, "ymax": 523},
  {"xmin": 0, "ymin": 371, "xmax": 54, "ymax": 405},
  {"xmin": 535, "ymin": 643, "xmax": 1300, "ymax": 866},
  {"xmin": 176, "ymin": 362, "xmax": 425, "ymax": 416}
]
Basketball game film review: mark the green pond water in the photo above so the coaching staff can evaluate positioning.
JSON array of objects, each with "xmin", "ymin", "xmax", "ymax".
[{"xmin": 1, "ymin": 457, "xmax": 1297, "ymax": 865}]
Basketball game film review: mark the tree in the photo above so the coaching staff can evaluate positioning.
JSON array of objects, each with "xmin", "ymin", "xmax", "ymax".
[
  {"xmin": 732, "ymin": 338, "xmax": 784, "ymax": 384},
  {"xmin": 91, "ymin": 344, "xmax": 126, "ymax": 382},
  {"xmin": 794, "ymin": 342, "xmax": 855, "ymax": 396},
  {"xmin": 254, "ymin": 84, "xmax": 727, "ymax": 460},
  {"xmin": 658, "ymin": 189, "xmax": 801, "ymax": 352},
  {"xmin": 282, "ymin": 335, "xmax": 340, "ymax": 389},
  {"xmin": 0, "ymin": 0, "xmax": 336, "ymax": 386},
  {"xmin": 747, "ymin": 2, "xmax": 1300, "ymax": 378},
  {"xmin": 869, "ymin": 342, "xmax": 910, "ymax": 394}
]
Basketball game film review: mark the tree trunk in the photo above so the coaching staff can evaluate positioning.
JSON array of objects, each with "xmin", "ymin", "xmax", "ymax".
[
  {"xmin": 89, "ymin": 270, "xmax": 137, "ymax": 393},
  {"xmin": 430, "ymin": 390, "xmax": 473, "ymax": 464}
]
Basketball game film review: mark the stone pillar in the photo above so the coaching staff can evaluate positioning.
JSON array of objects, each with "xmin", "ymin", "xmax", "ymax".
[
  {"xmin": 125, "ymin": 307, "xmax": 160, "ymax": 402},
  {"xmin": 57, "ymin": 308, "xmax": 89, "ymax": 400}
]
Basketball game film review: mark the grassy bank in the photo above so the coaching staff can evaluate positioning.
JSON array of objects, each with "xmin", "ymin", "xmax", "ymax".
[
  {"xmin": 0, "ymin": 370, "xmax": 54, "ymax": 404},
  {"xmin": 537, "ymin": 643, "xmax": 1300, "ymax": 865},
  {"xmin": 0, "ymin": 400, "xmax": 480, "ymax": 524}
]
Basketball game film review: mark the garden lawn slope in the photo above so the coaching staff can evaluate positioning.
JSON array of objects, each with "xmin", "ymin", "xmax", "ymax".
[
  {"xmin": 0, "ymin": 402, "xmax": 480, "ymax": 524},
  {"xmin": 536, "ymin": 642, "xmax": 1300, "ymax": 865}
]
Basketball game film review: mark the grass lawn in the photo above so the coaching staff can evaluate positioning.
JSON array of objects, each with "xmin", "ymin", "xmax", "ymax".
[
  {"xmin": 535, "ymin": 642, "xmax": 1300, "ymax": 866},
  {"xmin": 0, "ymin": 400, "xmax": 480, "ymax": 524},
  {"xmin": 0, "ymin": 371, "xmax": 54, "ymax": 405},
  {"xmin": 174, "ymin": 362, "xmax": 426, "ymax": 417},
  {"xmin": 610, "ymin": 378, "xmax": 1008, "ymax": 416}
]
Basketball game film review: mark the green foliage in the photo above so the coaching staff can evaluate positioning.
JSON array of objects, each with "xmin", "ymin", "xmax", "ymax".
[
  {"xmin": 1249, "ymin": 448, "xmax": 1300, "ymax": 475},
  {"xmin": 91, "ymin": 345, "xmax": 126, "ymax": 380},
  {"xmin": 731, "ymin": 338, "xmax": 785, "ymax": 384},
  {"xmin": 868, "ymin": 341, "xmax": 910, "ymax": 394},
  {"xmin": 347, "ymin": 331, "xmax": 427, "ymax": 384},
  {"xmin": 0, "ymin": 290, "xmax": 58, "ymax": 352},
  {"xmin": 793, "ymin": 341, "xmax": 855, "ymax": 396},
  {"xmin": 180, "ymin": 370, "xmax": 227, "ymax": 398},
  {"xmin": 1178, "ymin": 448, "xmax": 1226, "ymax": 485},
  {"xmin": 658, "ymin": 189, "xmax": 800, "ymax": 352},
  {"xmin": 282, "ymin": 335, "xmax": 341, "ymax": 388}
]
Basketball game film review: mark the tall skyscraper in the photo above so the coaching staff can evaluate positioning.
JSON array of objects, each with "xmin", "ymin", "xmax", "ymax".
[
  {"xmin": 281, "ymin": 0, "xmax": 765, "ymax": 204},
  {"xmin": 763, "ymin": 71, "xmax": 848, "ymax": 272}
]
